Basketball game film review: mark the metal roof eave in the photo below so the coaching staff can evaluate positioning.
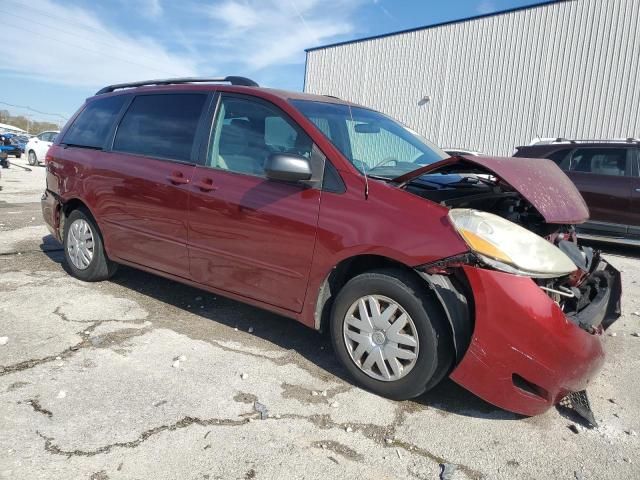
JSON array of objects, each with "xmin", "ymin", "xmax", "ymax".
[{"xmin": 305, "ymin": 0, "xmax": 574, "ymax": 53}]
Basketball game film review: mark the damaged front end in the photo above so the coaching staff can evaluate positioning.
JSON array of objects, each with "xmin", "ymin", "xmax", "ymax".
[
  {"xmin": 402, "ymin": 155, "xmax": 622, "ymax": 417},
  {"xmin": 538, "ymin": 241, "xmax": 621, "ymax": 333}
]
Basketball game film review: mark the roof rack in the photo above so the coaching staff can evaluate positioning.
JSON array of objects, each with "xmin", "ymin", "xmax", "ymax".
[
  {"xmin": 557, "ymin": 138, "xmax": 640, "ymax": 144},
  {"xmin": 530, "ymin": 137, "xmax": 640, "ymax": 146},
  {"xmin": 95, "ymin": 76, "xmax": 259, "ymax": 95}
]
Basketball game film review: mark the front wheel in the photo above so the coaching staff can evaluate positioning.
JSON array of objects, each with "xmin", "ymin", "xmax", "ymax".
[
  {"xmin": 63, "ymin": 208, "xmax": 117, "ymax": 281},
  {"xmin": 330, "ymin": 269, "xmax": 453, "ymax": 400},
  {"xmin": 27, "ymin": 151, "xmax": 37, "ymax": 166}
]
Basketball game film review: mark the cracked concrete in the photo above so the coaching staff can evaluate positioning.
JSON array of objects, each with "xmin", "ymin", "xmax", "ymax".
[{"xmin": 1, "ymin": 155, "xmax": 640, "ymax": 479}]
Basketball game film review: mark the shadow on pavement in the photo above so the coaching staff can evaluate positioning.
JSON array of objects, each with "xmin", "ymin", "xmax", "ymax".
[{"xmin": 39, "ymin": 234, "xmax": 517, "ymax": 421}]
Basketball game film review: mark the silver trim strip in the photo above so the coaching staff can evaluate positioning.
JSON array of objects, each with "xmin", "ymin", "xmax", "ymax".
[{"xmin": 578, "ymin": 233, "xmax": 640, "ymax": 247}]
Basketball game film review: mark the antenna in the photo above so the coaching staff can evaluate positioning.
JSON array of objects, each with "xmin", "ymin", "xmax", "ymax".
[{"xmin": 347, "ymin": 104, "xmax": 369, "ymax": 199}]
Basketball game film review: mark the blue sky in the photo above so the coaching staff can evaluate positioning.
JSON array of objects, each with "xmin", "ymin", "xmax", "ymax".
[{"xmin": 0, "ymin": 0, "xmax": 549, "ymax": 124}]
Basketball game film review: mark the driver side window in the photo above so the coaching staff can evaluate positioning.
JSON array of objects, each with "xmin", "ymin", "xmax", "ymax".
[{"xmin": 208, "ymin": 95, "xmax": 313, "ymax": 177}]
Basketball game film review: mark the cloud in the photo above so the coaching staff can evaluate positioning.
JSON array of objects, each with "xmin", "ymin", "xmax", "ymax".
[
  {"xmin": 146, "ymin": 0, "xmax": 163, "ymax": 17},
  {"xmin": 476, "ymin": 0, "xmax": 497, "ymax": 14},
  {"xmin": 1, "ymin": 0, "xmax": 366, "ymax": 90},
  {"xmin": 206, "ymin": 0, "xmax": 362, "ymax": 70},
  {"xmin": 2, "ymin": 0, "xmax": 197, "ymax": 88}
]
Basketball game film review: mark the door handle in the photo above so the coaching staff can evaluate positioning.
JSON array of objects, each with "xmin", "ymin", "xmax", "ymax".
[
  {"xmin": 193, "ymin": 179, "xmax": 218, "ymax": 192},
  {"xmin": 166, "ymin": 172, "xmax": 190, "ymax": 185},
  {"xmin": 635, "ymin": 188, "xmax": 640, "ymax": 193}
]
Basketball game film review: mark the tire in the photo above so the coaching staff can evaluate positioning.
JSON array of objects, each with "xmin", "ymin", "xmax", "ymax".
[
  {"xmin": 63, "ymin": 208, "xmax": 117, "ymax": 282},
  {"xmin": 330, "ymin": 268, "xmax": 453, "ymax": 400},
  {"xmin": 28, "ymin": 151, "xmax": 37, "ymax": 166},
  {"xmin": 15, "ymin": 153, "xmax": 21, "ymax": 159}
]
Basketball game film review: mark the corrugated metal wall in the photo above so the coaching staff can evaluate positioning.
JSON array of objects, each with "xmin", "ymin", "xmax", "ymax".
[{"xmin": 304, "ymin": 0, "xmax": 640, "ymax": 156}]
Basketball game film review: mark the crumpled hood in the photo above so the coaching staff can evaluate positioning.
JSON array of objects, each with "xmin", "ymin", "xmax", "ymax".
[{"xmin": 392, "ymin": 155, "xmax": 589, "ymax": 224}]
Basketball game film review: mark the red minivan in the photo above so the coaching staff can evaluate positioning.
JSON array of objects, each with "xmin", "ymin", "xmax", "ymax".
[{"xmin": 42, "ymin": 77, "xmax": 621, "ymax": 418}]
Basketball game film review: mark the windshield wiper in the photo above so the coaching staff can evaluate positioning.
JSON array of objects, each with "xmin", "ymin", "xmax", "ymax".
[
  {"xmin": 423, "ymin": 176, "xmax": 493, "ymax": 188},
  {"xmin": 368, "ymin": 173, "xmax": 393, "ymax": 181}
]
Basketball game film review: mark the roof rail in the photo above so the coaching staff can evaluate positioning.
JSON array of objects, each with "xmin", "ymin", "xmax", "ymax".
[
  {"xmin": 95, "ymin": 76, "xmax": 259, "ymax": 95},
  {"xmin": 558, "ymin": 138, "xmax": 640, "ymax": 144}
]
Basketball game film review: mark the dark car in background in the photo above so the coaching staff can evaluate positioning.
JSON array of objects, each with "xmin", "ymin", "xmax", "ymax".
[{"xmin": 514, "ymin": 138, "xmax": 640, "ymax": 246}]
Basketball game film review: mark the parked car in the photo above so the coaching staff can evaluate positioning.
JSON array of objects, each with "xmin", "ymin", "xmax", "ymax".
[
  {"xmin": 514, "ymin": 138, "xmax": 640, "ymax": 245},
  {"xmin": 42, "ymin": 77, "xmax": 621, "ymax": 419},
  {"xmin": 25, "ymin": 130, "xmax": 59, "ymax": 165},
  {"xmin": 0, "ymin": 133, "xmax": 22, "ymax": 158},
  {"xmin": 14, "ymin": 135, "xmax": 30, "ymax": 154}
]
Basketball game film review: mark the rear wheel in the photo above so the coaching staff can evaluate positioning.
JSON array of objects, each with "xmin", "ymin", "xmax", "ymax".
[
  {"xmin": 63, "ymin": 208, "xmax": 117, "ymax": 281},
  {"xmin": 330, "ymin": 268, "xmax": 453, "ymax": 400},
  {"xmin": 28, "ymin": 151, "xmax": 37, "ymax": 166}
]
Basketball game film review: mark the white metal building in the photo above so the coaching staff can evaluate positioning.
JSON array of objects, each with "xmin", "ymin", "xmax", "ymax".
[{"xmin": 304, "ymin": 0, "xmax": 640, "ymax": 156}]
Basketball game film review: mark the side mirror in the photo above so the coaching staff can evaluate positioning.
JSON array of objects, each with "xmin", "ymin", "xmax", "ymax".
[{"xmin": 264, "ymin": 153, "xmax": 312, "ymax": 182}]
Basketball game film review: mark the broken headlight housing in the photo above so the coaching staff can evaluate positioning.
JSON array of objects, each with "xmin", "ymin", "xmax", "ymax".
[{"xmin": 448, "ymin": 209, "xmax": 577, "ymax": 278}]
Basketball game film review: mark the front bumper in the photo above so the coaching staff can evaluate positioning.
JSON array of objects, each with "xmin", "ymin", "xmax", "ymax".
[{"xmin": 449, "ymin": 263, "xmax": 620, "ymax": 416}]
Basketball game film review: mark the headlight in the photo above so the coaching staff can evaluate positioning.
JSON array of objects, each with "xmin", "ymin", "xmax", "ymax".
[{"xmin": 448, "ymin": 209, "xmax": 577, "ymax": 278}]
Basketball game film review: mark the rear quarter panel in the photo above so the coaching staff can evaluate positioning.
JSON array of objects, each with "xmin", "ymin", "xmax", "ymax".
[{"xmin": 45, "ymin": 144, "xmax": 105, "ymax": 235}]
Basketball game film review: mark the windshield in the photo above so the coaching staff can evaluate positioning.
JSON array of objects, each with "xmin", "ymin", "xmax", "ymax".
[{"xmin": 291, "ymin": 99, "xmax": 448, "ymax": 178}]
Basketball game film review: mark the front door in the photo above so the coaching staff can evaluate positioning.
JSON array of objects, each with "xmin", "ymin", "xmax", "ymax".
[
  {"xmin": 566, "ymin": 147, "xmax": 634, "ymax": 234},
  {"xmin": 95, "ymin": 92, "xmax": 209, "ymax": 277},
  {"xmin": 188, "ymin": 94, "xmax": 322, "ymax": 312}
]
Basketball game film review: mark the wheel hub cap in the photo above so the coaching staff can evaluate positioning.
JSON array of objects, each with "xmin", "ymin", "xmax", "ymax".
[
  {"xmin": 372, "ymin": 331, "xmax": 386, "ymax": 345},
  {"xmin": 67, "ymin": 219, "xmax": 94, "ymax": 270},
  {"xmin": 343, "ymin": 295, "xmax": 419, "ymax": 382}
]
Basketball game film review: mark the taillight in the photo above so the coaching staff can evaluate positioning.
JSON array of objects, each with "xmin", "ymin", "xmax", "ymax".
[{"xmin": 45, "ymin": 154, "xmax": 53, "ymax": 165}]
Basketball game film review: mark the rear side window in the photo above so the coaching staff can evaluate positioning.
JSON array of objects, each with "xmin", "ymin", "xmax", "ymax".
[
  {"xmin": 63, "ymin": 96, "xmax": 126, "ymax": 148},
  {"xmin": 569, "ymin": 148, "xmax": 629, "ymax": 176},
  {"xmin": 114, "ymin": 94, "xmax": 206, "ymax": 162}
]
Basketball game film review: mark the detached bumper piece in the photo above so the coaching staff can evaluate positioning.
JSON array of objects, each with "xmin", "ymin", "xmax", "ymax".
[{"xmin": 558, "ymin": 390, "xmax": 598, "ymax": 428}]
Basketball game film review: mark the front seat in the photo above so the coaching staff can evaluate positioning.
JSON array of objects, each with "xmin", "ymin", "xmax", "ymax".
[{"xmin": 217, "ymin": 120, "xmax": 267, "ymax": 175}]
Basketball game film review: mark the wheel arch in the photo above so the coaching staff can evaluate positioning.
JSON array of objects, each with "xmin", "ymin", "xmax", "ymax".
[
  {"xmin": 59, "ymin": 198, "xmax": 104, "ymax": 247},
  {"xmin": 314, "ymin": 255, "xmax": 412, "ymax": 333},
  {"xmin": 313, "ymin": 254, "xmax": 474, "ymax": 364}
]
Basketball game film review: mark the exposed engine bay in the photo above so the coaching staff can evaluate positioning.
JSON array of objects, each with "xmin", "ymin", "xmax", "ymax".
[
  {"xmin": 405, "ymin": 172, "xmax": 556, "ymax": 237},
  {"xmin": 400, "ymin": 161, "xmax": 622, "ymax": 334}
]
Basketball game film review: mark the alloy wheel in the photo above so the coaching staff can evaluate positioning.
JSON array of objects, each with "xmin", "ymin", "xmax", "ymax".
[
  {"xmin": 343, "ymin": 295, "xmax": 419, "ymax": 382},
  {"xmin": 67, "ymin": 219, "xmax": 95, "ymax": 270}
]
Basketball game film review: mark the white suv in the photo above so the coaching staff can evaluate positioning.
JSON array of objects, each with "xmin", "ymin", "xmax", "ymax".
[{"xmin": 25, "ymin": 131, "xmax": 59, "ymax": 165}]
